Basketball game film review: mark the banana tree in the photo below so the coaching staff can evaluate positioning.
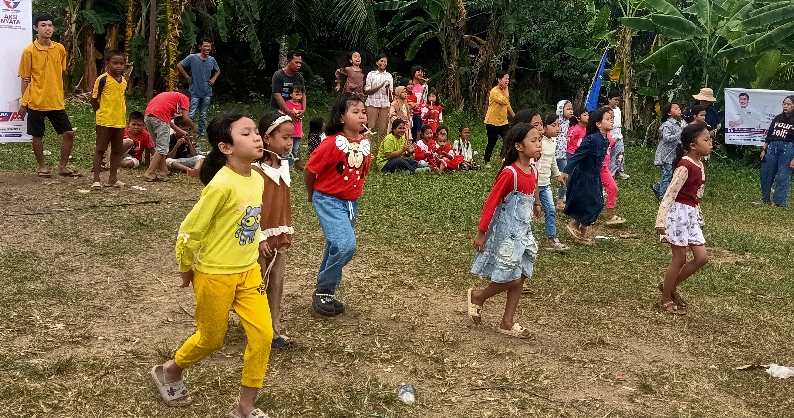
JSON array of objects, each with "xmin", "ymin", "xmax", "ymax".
[
  {"xmin": 621, "ymin": 0, "xmax": 794, "ymax": 98},
  {"xmin": 375, "ymin": 0, "xmax": 468, "ymax": 107}
]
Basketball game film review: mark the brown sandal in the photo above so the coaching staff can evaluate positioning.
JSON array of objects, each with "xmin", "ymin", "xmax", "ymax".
[
  {"xmin": 658, "ymin": 283, "xmax": 687, "ymax": 308},
  {"xmin": 657, "ymin": 300, "xmax": 685, "ymax": 315}
]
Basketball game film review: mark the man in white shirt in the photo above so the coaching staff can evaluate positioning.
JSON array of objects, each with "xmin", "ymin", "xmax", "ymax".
[
  {"xmin": 608, "ymin": 91, "xmax": 629, "ymax": 179},
  {"xmin": 364, "ymin": 55, "xmax": 393, "ymax": 144},
  {"xmin": 728, "ymin": 92, "xmax": 762, "ymax": 129}
]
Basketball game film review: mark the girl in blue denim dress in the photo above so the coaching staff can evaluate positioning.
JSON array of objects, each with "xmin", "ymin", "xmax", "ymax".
[{"xmin": 468, "ymin": 123, "xmax": 543, "ymax": 339}]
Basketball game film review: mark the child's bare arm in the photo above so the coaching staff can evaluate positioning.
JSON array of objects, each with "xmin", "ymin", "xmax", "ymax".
[
  {"xmin": 91, "ymin": 98, "xmax": 100, "ymax": 112},
  {"xmin": 304, "ymin": 170, "xmax": 316, "ymax": 202}
]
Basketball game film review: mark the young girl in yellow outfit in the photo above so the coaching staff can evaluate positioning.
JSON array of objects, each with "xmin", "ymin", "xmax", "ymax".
[{"xmin": 150, "ymin": 112, "xmax": 273, "ymax": 418}]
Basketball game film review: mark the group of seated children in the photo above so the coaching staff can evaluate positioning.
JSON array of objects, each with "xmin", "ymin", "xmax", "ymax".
[
  {"xmin": 375, "ymin": 120, "xmax": 479, "ymax": 174},
  {"xmin": 98, "ymin": 112, "xmax": 204, "ymax": 178}
]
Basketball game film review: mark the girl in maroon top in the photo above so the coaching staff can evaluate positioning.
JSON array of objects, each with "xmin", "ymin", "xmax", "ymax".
[
  {"xmin": 334, "ymin": 51, "xmax": 364, "ymax": 96},
  {"xmin": 654, "ymin": 123, "xmax": 713, "ymax": 314},
  {"xmin": 468, "ymin": 123, "xmax": 542, "ymax": 339}
]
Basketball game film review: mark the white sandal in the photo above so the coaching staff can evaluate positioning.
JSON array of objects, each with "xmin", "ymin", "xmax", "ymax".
[
  {"xmin": 497, "ymin": 323, "xmax": 531, "ymax": 339},
  {"xmin": 150, "ymin": 365, "xmax": 192, "ymax": 407}
]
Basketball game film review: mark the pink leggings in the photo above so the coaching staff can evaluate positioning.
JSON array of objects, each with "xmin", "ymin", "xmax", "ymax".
[{"xmin": 600, "ymin": 165, "xmax": 617, "ymax": 209}]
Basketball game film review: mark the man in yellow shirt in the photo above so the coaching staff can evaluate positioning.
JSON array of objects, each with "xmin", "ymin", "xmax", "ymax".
[{"xmin": 17, "ymin": 13, "xmax": 80, "ymax": 178}]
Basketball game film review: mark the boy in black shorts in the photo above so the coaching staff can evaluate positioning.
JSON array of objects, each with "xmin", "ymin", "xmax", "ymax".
[{"xmin": 17, "ymin": 12, "xmax": 80, "ymax": 178}]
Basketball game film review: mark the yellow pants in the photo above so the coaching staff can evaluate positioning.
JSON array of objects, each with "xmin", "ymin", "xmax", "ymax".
[{"xmin": 175, "ymin": 265, "xmax": 273, "ymax": 388}]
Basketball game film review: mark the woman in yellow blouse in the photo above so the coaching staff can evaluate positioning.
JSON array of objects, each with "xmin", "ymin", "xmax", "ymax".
[{"xmin": 483, "ymin": 70, "xmax": 515, "ymax": 166}]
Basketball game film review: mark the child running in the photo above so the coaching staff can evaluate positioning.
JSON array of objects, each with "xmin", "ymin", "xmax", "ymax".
[
  {"xmin": 254, "ymin": 112, "xmax": 296, "ymax": 348},
  {"xmin": 652, "ymin": 103, "xmax": 683, "ymax": 201},
  {"xmin": 151, "ymin": 112, "xmax": 273, "ymax": 418},
  {"xmin": 561, "ymin": 107, "xmax": 612, "ymax": 243},
  {"xmin": 90, "ymin": 50, "xmax": 127, "ymax": 189},
  {"xmin": 655, "ymin": 123, "xmax": 712, "ymax": 314},
  {"xmin": 304, "ymin": 93, "xmax": 372, "ymax": 316},
  {"xmin": 538, "ymin": 112, "xmax": 569, "ymax": 252},
  {"xmin": 467, "ymin": 123, "xmax": 543, "ymax": 339}
]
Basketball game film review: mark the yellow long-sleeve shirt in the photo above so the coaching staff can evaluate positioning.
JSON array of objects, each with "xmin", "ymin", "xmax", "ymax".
[
  {"xmin": 484, "ymin": 86, "xmax": 513, "ymax": 126},
  {"xmin": 176, "ymin": 166, "xmax": 264, "ymax": 274}
]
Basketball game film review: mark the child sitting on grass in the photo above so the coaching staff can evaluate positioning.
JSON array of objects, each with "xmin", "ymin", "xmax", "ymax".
[
  {"xmin": 655, "ymin": 123, "xmax": 712, "ymax": 315},
  {"xmin": 166, "ymin": 116, "xmax": 205, "ymax": 177},
  {"xmin": 468, "ymin": 123, "xmax": 542, "ymax": 339},
  {"xmin": 428, "ymin": 126, "xmax": 463, "ymax": 172},
  {"xmin": 119, "ymin": 112, "xmax": 154, "ymax": 169},
  {"xmin": 151, "ymin": 112, "xmax": 273, "ymax": 418},
  {"xmin": 413, "ymin": 125, "xmax": 436, "ymax": 165},
  {"xmin": 254, "ymin": 112, "xmax": 297, "ymax": 348},
  {"xmin": 375, "ymin": 119, "xmax": 427, "ymax": 174}
]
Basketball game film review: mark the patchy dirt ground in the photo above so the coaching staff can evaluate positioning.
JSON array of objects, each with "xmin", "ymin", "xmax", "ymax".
[{"xmin": 1, "ymin": 170, "xmax": 793, "ymax": 418}]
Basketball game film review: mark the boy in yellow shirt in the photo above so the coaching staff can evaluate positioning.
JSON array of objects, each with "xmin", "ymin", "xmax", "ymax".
[
  {"xmin": 90, "ymin": 50, "xmax": 127, "ymax": 189},
  {"xmin": 17, "ymin": 13, "xmax": 80, "ymax": 178}
]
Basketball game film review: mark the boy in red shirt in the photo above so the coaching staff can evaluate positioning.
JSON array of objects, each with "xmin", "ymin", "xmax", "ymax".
[
  {"xmin": 143, "ymin": 91, "xmax": 195, "ymax": 181},
  {"xmin": 120, "ymin": 112, "xmax": 155, "ymax": 169}
]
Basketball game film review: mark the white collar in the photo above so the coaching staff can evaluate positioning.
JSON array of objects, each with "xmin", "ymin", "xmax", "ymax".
[{"xmin": 255, "ymin": 161, "xmax": 291, "ymax": 187}]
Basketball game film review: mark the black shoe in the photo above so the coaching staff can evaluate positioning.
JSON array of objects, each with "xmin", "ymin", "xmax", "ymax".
[
  {"xmin": 331, "ymin": 295, "xmax": 345, "ymax": 314},
  {"xmin": 312, "ymin": 292, "xmax": 337, "ymax": 317},
  {"xmin": 651, "ymin": 184, "xmax": 661, "ymax": 202}
]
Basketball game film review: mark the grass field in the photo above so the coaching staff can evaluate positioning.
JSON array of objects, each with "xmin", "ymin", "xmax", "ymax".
[{"xmin": 1, "ymin": 102, "xmax": 793, "ymax": 417}]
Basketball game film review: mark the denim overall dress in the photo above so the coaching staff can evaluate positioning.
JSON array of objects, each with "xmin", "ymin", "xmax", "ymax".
[{"xmin": 471, "ymin": 166, "xmax": 538, "ymax": 283}]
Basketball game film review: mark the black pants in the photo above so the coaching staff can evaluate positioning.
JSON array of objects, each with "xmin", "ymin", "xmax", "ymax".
[{"xmin": 484, "ymin": 123, "xmax": 509, "ymax": 162}]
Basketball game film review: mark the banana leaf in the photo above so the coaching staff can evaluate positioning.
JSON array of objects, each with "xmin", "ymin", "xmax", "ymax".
[
  {"xmin": 564, "ymin": 47, "xmax": 601, "ymax": 62},
  {"xmin": 619, "ymin": 17, "xmax": 658, "ymax": 32},
  {"xmin": 752, "ymin": 49, "xmax": 782, "ymax": 88},
  {"xmin": 649, "ymin": 14, "xmax": 704, "ymax": 37}
]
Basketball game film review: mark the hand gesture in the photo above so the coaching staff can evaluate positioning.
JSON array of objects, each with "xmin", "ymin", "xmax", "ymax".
[
  {"xmin": 473, "ymin": 231, "xmax": 486, "ymax": 253},
  {"xmin": 533, "ymin": 205, "xmax": 543, "ymax": 219},
  {"xmin": 18, "ymin": 106, "xmax": 26, "ymax": 118},
  {"xmin": 559, "ymin": 173, "xmax": 569, "ymax": 188},
  {"xmin": 259, "ymin": 241, "xmax": 273, "ymax": 259},
  {"xmin": 180, "ymin": 270, "xmax": 195, "ymax": 288},
  {"xmin": 186, "ymin": 76, "xmax": 193, "ymax": 84},
  {"xmin": 557, "ymin": 176, "xmax": 566, "ymax": 187}
]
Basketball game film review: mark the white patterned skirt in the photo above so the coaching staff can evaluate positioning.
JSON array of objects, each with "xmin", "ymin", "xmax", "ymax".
[{"xmin": 664, "ymin": 202, "xmax": 705, "ymax": 247}]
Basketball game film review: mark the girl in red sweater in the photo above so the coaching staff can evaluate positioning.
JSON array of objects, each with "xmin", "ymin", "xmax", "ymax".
[
  {"xmin": 655, "ymin": 123, "xmax": 712, "ymax": 314},
  {"xmin": 467, "ymin": 123, "xmax": 542, "ymax": 339}
]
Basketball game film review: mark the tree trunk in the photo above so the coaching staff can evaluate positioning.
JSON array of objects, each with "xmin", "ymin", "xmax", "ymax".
[
  {"xmin": 105, "ymin": 25, "xmax": 119, "ymax": 52},
  {"xmin": 438, "ymin": 0, "xmax": 465, "ymax": 109},
  {"xmin": 471, "ymin": 5, "xmax": 506, "ymax": 114},
  {"xmin": 278, "ymin": 34, "xmax": 288, "ymax": 69},
  {"xmin": 147, "ymin": 0, "xmax": 157, "ymax": 100},
  {"xmin": 618, "ymin": 26, "xmax": 634, "ymax": 131},
  {"xmin": 82, "ymin": 31, "xmax": 97, "ymax": 92},
  {"xmin": 62, "ymin": 4, "xmax": 78, "ymax": 92}
]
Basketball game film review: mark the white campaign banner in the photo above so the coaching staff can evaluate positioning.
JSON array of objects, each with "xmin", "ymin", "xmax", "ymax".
[
  {"xmin": 0, "ymin": 0, "xmax": 31, "ymax": 143},
  {"xmin": 725, "ymin": 88, "xmax": 794, "ymax": 146}
]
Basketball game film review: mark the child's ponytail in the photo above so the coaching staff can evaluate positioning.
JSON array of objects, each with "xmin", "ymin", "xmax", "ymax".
[
  {"xmin": 672, "ymin": 123, "xmax": 708, "ymax": 168},
  {"xmin": 199, "ymin": 111, "xmax": 246, "ymax": 185}
]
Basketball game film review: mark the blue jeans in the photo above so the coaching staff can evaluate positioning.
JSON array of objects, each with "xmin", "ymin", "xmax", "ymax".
[
  {"xmin": 288, "ymin": 137, "xmax": 301, "ymax": 168},
  {"xmin": 411, "ymin": 114, "xmax": 423, "ymax": 141},
  {"xmin": 382, "ymin": 158, "xmax": 419, "ymax": 173},
  {"xmin": 760, "ymin": 141, "xmax": 794, "ymax": 206},
  {"xmin": 189, "ymin": 96, "xmax": 211, "ymax": 136},
  {"xmin": 313, "ymin": 191, "xmax": 358, "ymax": 293},
  {"xmin": 556, "ymin": 157, "xmax": 567, "ymax": 200},
  {"xmin": 653, "ymin": 163, "xmax": 673, "ymax": 198},
  {"xmin": 538, "ymin": 185, "xmax": 557, "ymax": 239}
]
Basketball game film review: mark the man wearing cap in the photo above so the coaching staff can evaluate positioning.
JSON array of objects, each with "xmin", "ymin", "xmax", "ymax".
[{"xmin": 693, "ymin": 88, "xmax": 720, "ymax": 130}]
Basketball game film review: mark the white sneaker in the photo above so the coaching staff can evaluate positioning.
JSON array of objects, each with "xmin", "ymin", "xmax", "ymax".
[
  {"xmin": 617, "ymin": 172, "xmax": 630, "ymax": 180},
  {"xmin": 545, "ymin": 238, "xmax": 570, "ymax": 252}
]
